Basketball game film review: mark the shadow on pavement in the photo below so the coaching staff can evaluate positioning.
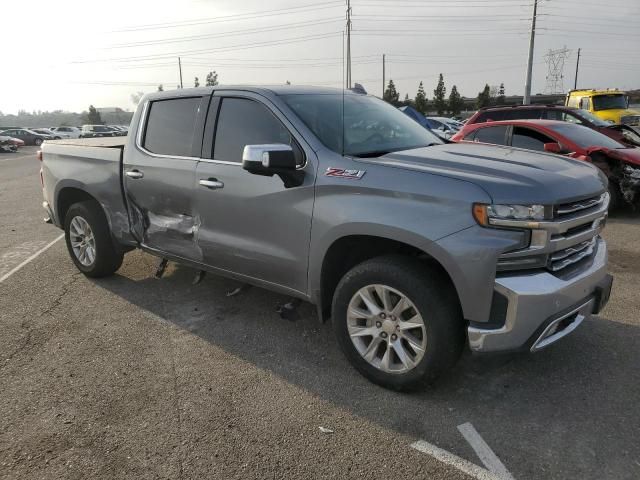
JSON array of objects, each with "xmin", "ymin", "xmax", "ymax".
[{"xmin": 95, "ymin": 257, "xmax": 640, "ymax": 480}]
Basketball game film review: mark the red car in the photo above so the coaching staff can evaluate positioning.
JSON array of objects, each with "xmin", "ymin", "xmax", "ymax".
[
  {"xmin": 452, "ymin": 120, "xmax": 640, "ymax": 209},
  {"xmin": 465, "ymin": 105, "xmax": 640, "ymax": 148}
]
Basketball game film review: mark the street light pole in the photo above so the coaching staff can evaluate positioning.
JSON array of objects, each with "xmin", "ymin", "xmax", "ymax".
[
  {"xmin": 523, "ymin": 0, "xmax": 538, "ymax": 104},
  {"xmin": 574, "ymin": 48, "xmax": 581, "ymax": 90},
  {"xmin": 346, "ymin": 0, "xmax": 352, "ymax": 89},
  {"xmin": 178, "ymin": 57, "xmax": 183, "ymax": 89},
  {"xmin": 382, "ymin": 54, "xmax": 386, "ymax": 98}
]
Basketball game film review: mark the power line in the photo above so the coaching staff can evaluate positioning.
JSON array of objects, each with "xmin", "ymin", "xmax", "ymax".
[
  {"xmin": 112, "ymin": 0, "xmax": 344, "ymax": 32},
  {"xmin": 105, "ymin": 17, "xmax": 342, "ymax": 49},
  {"xmin": 72, "ymin": 31, "xmax": 344, "ymax": 64}
]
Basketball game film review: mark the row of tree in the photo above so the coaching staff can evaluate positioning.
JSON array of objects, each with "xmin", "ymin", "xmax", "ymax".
[
  {"xmin": 157, "ymin": 70, "xmax": 220, "ymax": 93},
  {"xmin": 0, "ymin": 107, "xmax": 132, "ymax": 128},
  {"xmin": 383, "ymin": 74, "xmax": 506, "ymax": 115}
]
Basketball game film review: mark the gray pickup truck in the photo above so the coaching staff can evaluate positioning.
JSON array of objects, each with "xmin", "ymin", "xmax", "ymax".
[{"xmin": 40, "ymin": 86, "xmax": 613, "ymax": 390}]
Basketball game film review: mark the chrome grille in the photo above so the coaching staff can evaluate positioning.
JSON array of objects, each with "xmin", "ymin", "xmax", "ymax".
[
  {"xmin": 556, "ymin": 194, "xmax": 605, "ymax": 217},
  {"xmin": 496, "ymin": 192, "xmax": 608, "ymax": 274},
  {"xmin": 548, "ymin": 238, "xmax": 597, "ymax": 272}
]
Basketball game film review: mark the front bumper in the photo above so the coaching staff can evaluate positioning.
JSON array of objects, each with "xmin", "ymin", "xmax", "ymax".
[{"xmin": 468, "ymin": 238, "xmax": 610, "ymax": 353}]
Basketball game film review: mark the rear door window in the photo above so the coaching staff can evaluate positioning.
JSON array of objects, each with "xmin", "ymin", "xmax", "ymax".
[
  {"xmin": 511, "ymin": 127, "xmax": 554, "ymax": 151},
  {"xmin": 143, "ymin": 97, "xmax": 202, "ymax": 157},
  {"xmin": 473, "ymin": 125, "xmax": 508, "ymax": 145}
]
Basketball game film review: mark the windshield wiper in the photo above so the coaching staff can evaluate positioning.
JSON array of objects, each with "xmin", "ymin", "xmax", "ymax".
[
  {"xmin": 351, "ymin": 144, "xmax": 439, "ymax": 158},
  {"xmin": 351, "ymin": 149, "xmax": 394, "ymax": 158}
]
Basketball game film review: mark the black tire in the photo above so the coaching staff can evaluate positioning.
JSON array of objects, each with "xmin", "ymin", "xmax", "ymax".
[
  {"xmin": 34, "ymin": 138, "xmax": 43, "ymax": 146},
  {"xmin": 331, "ymin": 255, "xmax": 464, "ymax": 391},
  {"xmin": 64, "ymin": 201, "xmax": 123, "ymax": 277}
]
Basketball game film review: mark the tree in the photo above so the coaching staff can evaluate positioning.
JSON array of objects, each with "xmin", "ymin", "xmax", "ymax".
[
  {"xmin": 157, "ymin": 84, "xmax": 164, "ymax": 92},
  {"xmin": 476, "ymin": 84, "xmax": 491, "ymax": 109},
  {"xmin": 130, "ymin": 91, "xmax": 144, "ymax": 106},
  {"xmin": 206, "ymin": 71, "xmax": 219, "ymax": 87},
  {"xmin": 286, "ymin": 80, "xmax": 291, "ymax": 85},
  {"xmin": 448, "ymin": 85, "xmax": 464, "ymax": 116},
  {"xmin": 433, "ymin": 73, "xmax": 447, "ymax": 115},
  {"xmin": 87, "ymin": 105, "xmax": 102, "ymax": 125},
  {"xmin": 383, "ymin": 79, "xmax": 400, "ymax": 105},
  {"xmin": 497, "ymin": 82, "xmax": 505, "ymax": 105},
  {"xmin": 194, "ymin": 77, "xmax": 200, "ymax": 87},
  {"xmin": 415, "ymin": 81, "xmax": 428, "ymax": 114}
]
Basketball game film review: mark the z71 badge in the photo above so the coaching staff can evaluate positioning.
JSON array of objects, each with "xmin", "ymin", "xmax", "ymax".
[{"xmin": 325, "ymin": 167, "xmax": 366, "ymax": 179}]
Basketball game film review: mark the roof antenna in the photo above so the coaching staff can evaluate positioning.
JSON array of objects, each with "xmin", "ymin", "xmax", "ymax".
[{"xmin": 341, "ymin": 27, "xmax": 346, "ymax": 157}]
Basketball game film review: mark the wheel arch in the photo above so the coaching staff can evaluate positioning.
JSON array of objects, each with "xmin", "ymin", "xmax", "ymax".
[{"xmin": 313, "ymin": 232, "xmax": 463, "ymax": 323}]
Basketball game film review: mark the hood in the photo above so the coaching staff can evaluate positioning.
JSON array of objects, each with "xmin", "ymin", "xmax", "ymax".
[
  {"xmin": 369, "ymin": 143, "xmax": 607, "ymax": 205},
  {"xmin": 597, "ymin": 108, "xmax": 640, "ymax": 123},
  {"xmin": 588, "ymin": 146, "xmax": 640, "ymax": 167}
]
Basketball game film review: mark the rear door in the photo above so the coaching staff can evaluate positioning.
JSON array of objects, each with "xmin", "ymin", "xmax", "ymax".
[
  {"xmin": 193, "ymin": 92, "xmax": 316, "ymax": 294},
  {"xmin": 472, "ymin": 125, "xmax": 509, "ymax": 146},
  {"xmin": 124, "ymin": 95, "xmax": 209, "ymax": 262}
]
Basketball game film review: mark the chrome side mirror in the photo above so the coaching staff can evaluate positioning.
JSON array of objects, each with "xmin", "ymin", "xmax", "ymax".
[{"xmin": 242, "ymin": 144, "xmax": 296, "ymax": 171}]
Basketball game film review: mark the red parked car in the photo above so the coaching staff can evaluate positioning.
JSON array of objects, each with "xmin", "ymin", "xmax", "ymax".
[
  {"xmin": 465, "ymin": 104, "xmax": 640, "ymax": 148},
  {"xmin": 452, "ymin": 120, "xmax": 640, "ymax": 209}
]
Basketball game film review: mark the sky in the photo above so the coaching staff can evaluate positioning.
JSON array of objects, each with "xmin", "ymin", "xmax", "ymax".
[{"xmin": 0, "ymin": 0, "xmax": 638, "ymax": 114}]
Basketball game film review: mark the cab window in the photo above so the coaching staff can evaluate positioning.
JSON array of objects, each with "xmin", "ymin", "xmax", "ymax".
[
  {"xmin": 579, "ymin": 98, "xmax": 590, "ymax": 110},
  {"xmin": 511, "ymin": 127, "xmax": 554, "ymax": 151},
  {"xmin": 473, "ymin": 125, "xmax": 508, "ymax": 145},
  {"xmin": 213, "ymin": 97, "xmax": 303, "ymax": 165}
]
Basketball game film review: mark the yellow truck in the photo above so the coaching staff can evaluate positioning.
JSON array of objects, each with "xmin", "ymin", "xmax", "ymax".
[{"xmin": 566, "ymin": 89, "xmax": 640, "ymax": 126}]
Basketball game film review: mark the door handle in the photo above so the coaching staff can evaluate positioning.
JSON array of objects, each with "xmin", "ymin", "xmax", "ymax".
[
  {"xmin": 125, "ymin": 170, "xmax": 144, "ymax": 179},
  {"xmin": 199, "ymin": 178, "xmax": 224, "ymax": 190}
]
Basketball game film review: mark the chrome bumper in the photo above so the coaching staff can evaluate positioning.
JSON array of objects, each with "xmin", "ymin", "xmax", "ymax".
[{"xmin": 468, "ymin": 238, "xmax": 609, "ymax": 353}]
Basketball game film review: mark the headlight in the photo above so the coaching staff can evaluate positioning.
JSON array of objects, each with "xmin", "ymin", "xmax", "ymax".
[{"xmin": 473, "ymin": 203, "xmax": 546, "ymax": 227}]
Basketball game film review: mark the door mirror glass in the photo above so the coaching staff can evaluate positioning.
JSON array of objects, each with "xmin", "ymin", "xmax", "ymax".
[{"xmin": 242, "ymin": 144, "xmax": 297, "ymax": 171}]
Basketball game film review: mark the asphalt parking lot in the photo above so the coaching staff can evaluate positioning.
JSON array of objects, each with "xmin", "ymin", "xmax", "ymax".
[{"xmin": 1, "ymin": 146, "xmax": 639, "ymax": 480}]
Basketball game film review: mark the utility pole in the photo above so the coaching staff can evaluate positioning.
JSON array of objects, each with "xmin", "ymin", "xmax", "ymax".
[
  {"xmin": 574, "ymin": 48, "xmax": 581, "ymax": 90},
  {"xmin": 523, "ymin": 0, "xmax": 538, "ymax": 104},
  {"xmin": 178, "ymin": 57, "xmax": 183, "ymax": 89},
  {"xmin": 346, "ymin": 0, "xmax": 352, "ymax": 89},
  {"xmin": 382, "ymin": 54, "xmax": 386, "ymax": 98}
]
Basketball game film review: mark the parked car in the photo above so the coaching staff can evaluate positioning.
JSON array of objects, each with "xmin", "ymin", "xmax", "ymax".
[
  {"xmin": 40, "ymin": 86, "xmax": 611, "ymax": 391},
  {"xmin": 424, "ymin": 117, "xmax": 458, "ymax": 139},
  {"xmin": 107, "ymin": 125, "xmax": 128, "ymax": 136},
  {"xmin": 51, "ymin": 126, "xmax": 82, "ymax": 139},
  {"xmin": 80, "ymin": 125, "xmax": 116, "ymax": 138},
  {"xmin": 0, "ymin": 135, "xmax": 23, "ymax": 152},
  {"xmin": 0, "ymin": 128, "xmax": 53, "ymax": 146},
  {"xmin": 452, "ymin": 119, "xmax": 640, "ymax": 209},
  {"xmin": 31, "ymin": 128, "xmax": 68, "ymax": 140},
  {"xmin": 566, "ymin": 89, "xmax": 640, "ymax": 126},
  {"xmin": 465, "ymin": 104, "xmax": 640, "ymax": 147}
]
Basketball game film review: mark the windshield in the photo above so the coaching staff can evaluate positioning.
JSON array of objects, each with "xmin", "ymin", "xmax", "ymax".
[
  {"xmin": 570, "ymin": 109, "xmax": 610, "ymax": 127},
  {"xmin": 592, "ymin": 94, "xmax": 628, "ymax": 111},
  {"xmin": 282, "ymin": 94, "xmax": 443, "ymax": 157},
  {"xmin": 547, "ymin": 123, "xmax": 625, "ymax": 149}
]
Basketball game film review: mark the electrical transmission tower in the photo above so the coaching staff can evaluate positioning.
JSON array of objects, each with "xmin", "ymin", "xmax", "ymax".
[{"xmin": 543, "ymin": 47, "xmax": 570, "ymax": 94}]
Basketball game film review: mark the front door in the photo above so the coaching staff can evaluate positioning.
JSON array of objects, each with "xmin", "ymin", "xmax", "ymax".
[
  {"xmin": 194, "ymin": 92, "xmax": 315, "ymax": 294},
  {"xmin": 124, "ymin": 95, "xmax": 209, "ymax": 262}
]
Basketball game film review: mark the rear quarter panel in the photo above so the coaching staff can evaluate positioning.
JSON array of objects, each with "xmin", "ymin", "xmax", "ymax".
[{"xmin": 42, "ymin": 142, "xmax": 135, "ymax": 244}]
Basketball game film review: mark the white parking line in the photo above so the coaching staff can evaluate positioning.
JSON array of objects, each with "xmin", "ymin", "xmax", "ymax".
[
  {"xmin": 0, "ymin": 234, "xmax": 64, "ymax": 284},
  {"xmin": 457, "ymin": 422, "xmax": 515, "ymax": 480},
  {"xmin": 410, "ymin": 440, "xmax": 505, "ymax": 480}
]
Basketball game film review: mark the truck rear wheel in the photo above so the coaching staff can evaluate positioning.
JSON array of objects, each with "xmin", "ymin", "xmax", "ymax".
[
  {"xmin": 331, "ymin": 255, "xmax": 464, "ymax": 391},
  {"xmin": 64, "ymin": 201, "xmax": 123, "ymax": 277}
]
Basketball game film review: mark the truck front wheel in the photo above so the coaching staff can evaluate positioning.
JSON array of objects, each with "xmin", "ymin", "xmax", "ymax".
[
  {"xmin": 64, "ymin": 201, "xmax": 123, "ymax": 277},
  {"xmin": 331, "ymin": 255, "xmax": 464, "ymax": 391}
]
